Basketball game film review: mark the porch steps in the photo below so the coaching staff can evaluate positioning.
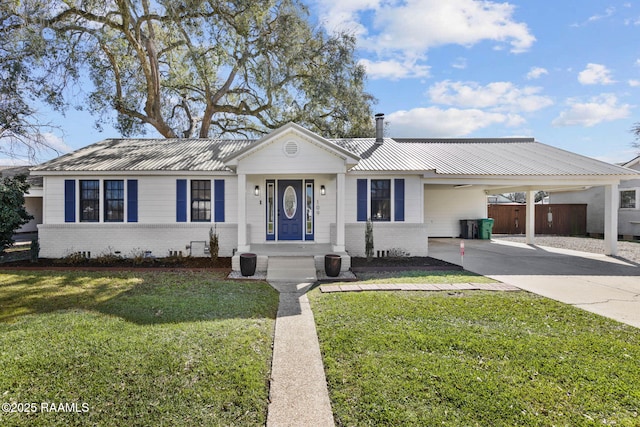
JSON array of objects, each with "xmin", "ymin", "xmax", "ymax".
[{"xmin": 267, "ymin": 256, "xmax": 317, "ymax": 283}]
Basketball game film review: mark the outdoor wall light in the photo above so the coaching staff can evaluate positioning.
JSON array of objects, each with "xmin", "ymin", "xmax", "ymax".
[
  {"xmin": 254, "ymin": 185, "xmax": 260, "ymax": 196},
  {"xmin": 320, "ymin": 185, "xmax": 326, "ymax": 196}
]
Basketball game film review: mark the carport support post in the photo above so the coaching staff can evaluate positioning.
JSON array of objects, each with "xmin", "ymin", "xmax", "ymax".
[
  {"xmin": 604, "ymin": 183, "xmax": 618, "ymax": 256},
  {"xmin": 525, "ymin": 190, "xmax": 535, "ymax": 245}
]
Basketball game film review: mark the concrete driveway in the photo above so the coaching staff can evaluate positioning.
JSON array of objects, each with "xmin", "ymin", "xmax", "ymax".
[{"xmin": 428, "ymin": 238, "xmax": 640, "ymax": 328}]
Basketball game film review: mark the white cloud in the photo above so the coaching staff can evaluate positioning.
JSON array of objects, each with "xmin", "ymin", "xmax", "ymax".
[
  {"xmin": 40, "ymin": 132, "xmax": 73, "ymax": 154},
  {"xmin": 578, "ymin": 63, "xmax": 615, "ymax": 85},
  {"xmin": 572, "ymin": 7, "xmax": 615, "ymax": 27},
  {"xmin": 594, "ymin": 148, "xmax": 640, "ymax": 165},
  {"xmin": 526, "ymin": 67, "xmax": 548, "ymax": 80},
  {"xmin": 315, "ymin": 0, "xmax": 379, "ymax": 37},
  {"xmin": 428, "ymin": 80, "xmax": 554, "ymax": 113},
  {"xmin": 386, "ymin": 107, "xmax": 524, "ymax": 137},
  {"xmin": 376, "ymin": 0, "xmax": 534, "ymax": 53},
  {"xmin": 629, "ymin": 79, "xmax": 640, "ymax": 87},
  {"xmin": 451, "ymin": 57, "xmax": 468, "ymax": 70},
  {"xmin": 316, "ymin": 0, "xmax": 536, "ymax": 58},
  {"xmin": 0, "ymin": 132, "xmax": 71, "ymax": 164},
  {"xmin": 552, "ymin": 94, "xmax": 631, "ymax": 127},
  {"xmin": 359, "ymin": 58, "xmax": 430, "ymax": 80},
  {"xmin": 624, "ymin": 16, "xmax": 640, "ymax": 26}
]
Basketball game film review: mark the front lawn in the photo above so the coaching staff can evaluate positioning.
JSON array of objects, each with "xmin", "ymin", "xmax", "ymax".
[
  {"xmin": 310, "ymin": 289, "xmax": 640, "ymax": 426},
  {"xmin": 342, "ymin": 270, "xmax": 497, "ymax": 285},
  {"xmin": 0, "ymin": 271, "xmax": 279, "ymax": 427}
]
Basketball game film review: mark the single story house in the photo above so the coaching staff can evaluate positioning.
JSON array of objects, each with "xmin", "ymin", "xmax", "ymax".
[
  {"xmin": 31, "ymin": 116, "xmax": 639, "ymax": 271},
  {"xmin": 551, "ymin": 155, "xmax": 640, "ymax": 240}
]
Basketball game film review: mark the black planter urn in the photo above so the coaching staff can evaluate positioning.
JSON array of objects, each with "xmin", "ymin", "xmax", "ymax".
[
  {"xmin": 324, "ymin": 254, "xmax": 341, "ymax": 277},
  {"xmin": 240, "ymin": 253, "xmax": 257, "ymax": 276}
]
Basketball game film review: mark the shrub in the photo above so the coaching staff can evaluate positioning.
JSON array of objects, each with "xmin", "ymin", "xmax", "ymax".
[
  {"xmin": 365, "ymin": 218, "xmax": 374, "ymax": 262},
  {"xmin": 0, "ymin": 175, "xmax": 33, "ymax": 254},
  {"xmin": 30, "ymin": 238, "xmax": 39, "ymax": 263},
  {"xmin": 58, "ymin": 251, "xmax": 89, "ymax": 265},
  {"xmin": 95, "ymin": 247, "xmax": 122, "ymax": 264},
  {"xmin": 209, "ymin": 226, "xmax": 219, "ymax": 266},
  {"xmin": 130, "ymin": 248, "xmax": 148, "ymax": 265}
]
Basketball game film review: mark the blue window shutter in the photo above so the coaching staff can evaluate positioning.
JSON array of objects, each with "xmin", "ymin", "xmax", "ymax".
[
  {"xmin": 394, "ymin": 179, "xmax": 405, "ymax": 222},
  {"xmin": 214, "ymin": 179, "xmax": 225, "ymax": 222},
  {"xmin": 357, "ymin": 179, "xmax": 367, "ymax": 222},
  {"xmin": 127, "ymin": 180, "xmax": 138, "ymax": 222},
  {"xmin": 64, "ymin": 179, "xmax": 76, "ymax": 222},
  {"xmin": 176, "ymin": 179, "xmax": 187, "ymax": 222}
]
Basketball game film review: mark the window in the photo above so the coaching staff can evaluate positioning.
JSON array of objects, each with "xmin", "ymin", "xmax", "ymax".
[
  {"xmin": 620, "ymin": 190, "xmax": 637, "ymax": 209},
  {"xmin": 80, "ymin": 180, "xmax": 100, "ymax": 222},
  {"xmin": 104, "ymin": 180, "xmax": 124, "ymax": 222},
  {"xmin": 267, "ymin": 181, "xmax": 275, "ymax": 236},
  {"xmin": 305, "ymin": 181, "xmax": 314, "ymax": 236},
  {"xmin": 191, "ymin": 180, "xmax": 211, "ymax": 221},
  {"xmin": 370, "ymin": 179, "xmax": 391, "ymax": 221}
]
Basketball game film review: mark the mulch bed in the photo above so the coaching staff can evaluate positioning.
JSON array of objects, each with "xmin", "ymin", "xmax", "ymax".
[
  {"xmin": 2, "ymin": 249, "xmax": 460, "ymax": 274},
  {"xmin": 0, "ymin": 253, "xmax": 232, "ymax": 271}
]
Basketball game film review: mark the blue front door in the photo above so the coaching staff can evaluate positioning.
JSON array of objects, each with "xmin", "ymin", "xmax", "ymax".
[{"xmin": 278, "ymin": 180, "xmax": 303, "ymax": 240}]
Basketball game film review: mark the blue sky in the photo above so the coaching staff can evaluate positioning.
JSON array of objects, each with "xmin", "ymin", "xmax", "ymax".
[
  {"xmin": 6, "ymin": 0, "xmax": 640, "ymax": 165},
  {"xmin": 310, "ymin": 0, "xmax": 640, "ymax": 164}
]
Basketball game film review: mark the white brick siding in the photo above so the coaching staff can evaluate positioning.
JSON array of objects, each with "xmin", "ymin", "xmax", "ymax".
[
  {"xmin": 334, "ymin": 223, "xmax": 428, "ymax": 257},
  {"xmin": 38, "ymin": 223, "xmax": 238, "ymax": 258}
]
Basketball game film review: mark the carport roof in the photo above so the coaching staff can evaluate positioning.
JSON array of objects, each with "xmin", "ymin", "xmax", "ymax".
[
  {"xmin": 332, "ymin": 138, "xmax": 638, "ymax": 176},
  {"xmin": 31, "ymin": 129, "xmax": 638, "ymax": 178}
]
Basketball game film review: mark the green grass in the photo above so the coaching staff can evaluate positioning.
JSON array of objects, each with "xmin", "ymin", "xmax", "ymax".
[
  {"xmin": 0, "ymin": 271, "xmax": 279, "ymax": 426},
  {"xmin": 310, "ymin": 290, "xmax": 640, "ymax": 426},
  {"xmin": 347, "ymin": 270, "xmax": 497, "ymax": 285}
]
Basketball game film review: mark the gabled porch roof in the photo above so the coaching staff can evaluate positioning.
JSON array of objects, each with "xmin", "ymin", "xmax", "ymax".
[{"xmin": 222, "ymin": 122, "xmax": 361, "ymax": 171}]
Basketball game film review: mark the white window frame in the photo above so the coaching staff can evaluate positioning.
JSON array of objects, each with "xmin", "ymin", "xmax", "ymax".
[{"xmin": 619, "ymin": 188, "xmax": 639, "ymax": 210}]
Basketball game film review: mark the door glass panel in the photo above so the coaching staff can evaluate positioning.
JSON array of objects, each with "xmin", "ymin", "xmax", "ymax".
[
  {"xmin": 306, "ymin": 182, "xmax": 313, "ymax": 234},
  {"xmin": 283, "ymin": 185, "xmax": 297, "ymax": 219},
  {"xmin": 267, "ymin": 182, "xmax": 275, "ymax": 234}
]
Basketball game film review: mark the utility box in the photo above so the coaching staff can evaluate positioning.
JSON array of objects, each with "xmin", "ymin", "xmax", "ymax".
[{"xmin": 477, "ymin": 218, "xmax": 495, "ymax": 240}]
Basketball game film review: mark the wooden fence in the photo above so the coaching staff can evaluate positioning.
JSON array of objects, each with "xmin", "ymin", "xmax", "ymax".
[{"xmin": 487, "ymin": 204, "xmax": 587, "ymax": 236}]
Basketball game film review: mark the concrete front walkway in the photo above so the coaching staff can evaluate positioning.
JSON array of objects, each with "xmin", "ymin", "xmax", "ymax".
[
  {"xmin": 266, "ymin": 257, "xmax": 335, "ymax": 427},
  {"xmin": 429, "ymin": 238, "xmax": 640, "ymax": 328}
]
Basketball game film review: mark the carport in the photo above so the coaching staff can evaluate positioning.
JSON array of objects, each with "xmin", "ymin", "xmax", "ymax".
[
  {"xmin": 429, "ymin": 238, "xmax": 640, "ymax": 328},
  {"xmin": 416, "ymin": 138, "xmax": 640, "ymax": 255}
]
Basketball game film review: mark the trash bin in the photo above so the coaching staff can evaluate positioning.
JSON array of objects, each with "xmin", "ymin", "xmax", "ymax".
[
  {"xmin": 477, "ymin": 218, "xmax": 494, "ymax": 240},
  {"xmin": 459, "ymin": 219, "xmax": 478, "ymax": 239},
  {"xmin": 324, "ymin": 254, "xmax": 341, "ymax": 277},
  {"xmin": 240, "ymin": 253, "xmax": 257, "ymax": 276}
]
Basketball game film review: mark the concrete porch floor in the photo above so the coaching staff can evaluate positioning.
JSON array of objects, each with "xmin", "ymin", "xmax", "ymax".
[
  {"xmin": 231, "ymin": 243, "xmax": 351, "ymax": 274},
  {"xmin": 248, "ymin": 243, "xmax": 335, "ymax": 256}
]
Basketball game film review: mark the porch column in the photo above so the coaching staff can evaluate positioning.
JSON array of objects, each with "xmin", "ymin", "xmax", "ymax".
[
  {"xmin": 237, "ymin": 173, "xmax": 250, "ymax": 252},
  {"xmin": 333, "ymin": 173, "xmax": 346, "ymax": 252},
  {"xmin": 525, "ymin": 190, "xmax": 535, "ymax": 245},
  {"xmin": 604, "ymin": 183, "xmax": 618, "ymax": 256}
]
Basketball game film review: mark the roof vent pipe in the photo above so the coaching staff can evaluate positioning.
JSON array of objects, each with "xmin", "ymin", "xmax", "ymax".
[{"xmin": 375, "ymin": 113, "xmax": 384, "ymax": 144}]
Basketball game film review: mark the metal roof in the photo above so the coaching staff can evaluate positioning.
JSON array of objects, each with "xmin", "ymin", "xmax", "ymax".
[
  {"xmin": 32, "ymin": 135, "xmax": 639, "ymax": 177},
  {"xmin": 0, "ymin": 165, "xmax": 43, "ymax": 187},
  {"xmin": 32, "ymin": 138, "xmax": 256, "ymax": 172},
  {"xmin": 331, "ymin": 138, "xmax": 637, "ymax": 176}
]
